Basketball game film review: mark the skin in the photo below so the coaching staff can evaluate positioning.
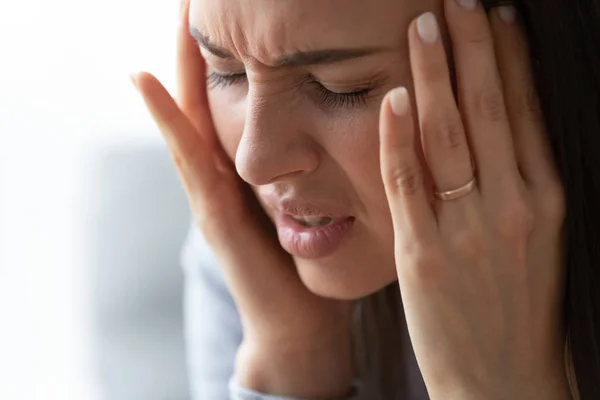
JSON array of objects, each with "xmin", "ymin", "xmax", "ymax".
[
  {"xmin": 132, "ymin": 0, "xmax": 573, "ymax": 398},
  {"xmin": 191, "ymin": 0, "xmax": 442, "ymax": 299}
]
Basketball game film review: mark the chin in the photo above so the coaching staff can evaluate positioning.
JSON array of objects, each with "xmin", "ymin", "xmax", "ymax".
[{"xmin": 294, "ymin": 254, "xmax": 398, "ymax": 300}]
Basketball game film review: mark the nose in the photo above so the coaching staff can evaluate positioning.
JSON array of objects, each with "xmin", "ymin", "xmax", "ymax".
[{"xmin": 235, "ymin": 89, "xmax": 320, "ymax": 186}]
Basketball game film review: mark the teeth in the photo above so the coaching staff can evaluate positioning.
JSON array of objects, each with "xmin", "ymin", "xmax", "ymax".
[{"xmin": 292, "ymin": 216, "xmax": 333, "ymax": 227}]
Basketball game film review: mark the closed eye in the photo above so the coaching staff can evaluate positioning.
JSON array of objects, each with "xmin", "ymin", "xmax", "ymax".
[
  {"xmin": 206, "ymin": 72, "xmax": 372, "ymax": 109},
  {"xmin": 206, "ymin": 72, "xmax": 247, "ymax": 89},
  {"xmin": 311, "ymin": 82, "xmax": 371, "ymax": 109}
]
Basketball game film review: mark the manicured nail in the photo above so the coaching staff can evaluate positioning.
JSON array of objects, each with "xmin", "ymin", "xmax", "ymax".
[
  {"xmin": 130, "ymin": 73, "xmax": 139, "ymax": 90},
  {"xmin": 417, "ymin": 12, "xmax": 439, "ymax": 44},
  {"xmin": 456, "ymin": 0, "xmax": 478, "ymax": 11},
  {"xmin": 180, "ymin": 0, "xmax": 188, "ymax": 20},
  {"xmin": 390, "ymin": 87, "xmax": 409, "ymax": 116},
  {"xmin": 498, "ymin": 5, "xmax": 516, "ymax": 24}
]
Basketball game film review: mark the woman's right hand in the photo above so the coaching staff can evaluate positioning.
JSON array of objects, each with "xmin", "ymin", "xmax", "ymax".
[{"xmin": 130, "ymin": 1, "xmax": 354, "ymax": 397}]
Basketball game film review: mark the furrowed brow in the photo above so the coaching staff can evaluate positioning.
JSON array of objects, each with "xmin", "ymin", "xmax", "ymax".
[
  {"xmin": 190, "ymin": 26, "xmax": 383, "ymax": 67},
  {"xmin": 189, "ymin": 26, "xmax": 234, "ymax": 59}
]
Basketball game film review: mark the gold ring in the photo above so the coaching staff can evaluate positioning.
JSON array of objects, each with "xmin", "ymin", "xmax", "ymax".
[{"xmin": 433, "ymin": 177, "xmax": 477, "ymax": 201}]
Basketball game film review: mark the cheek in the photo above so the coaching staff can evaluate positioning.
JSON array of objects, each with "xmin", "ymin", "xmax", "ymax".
[
  {"xmin": 325, "ymin": 110, "xmax": 397, "ymax": 244},
  {"xmin": 325, "ymin": 109, "xmax": 385, "ymax": 207},
  {"xmin": 208, "ymin": 90, "xmax": 245, "ymax": 162}
]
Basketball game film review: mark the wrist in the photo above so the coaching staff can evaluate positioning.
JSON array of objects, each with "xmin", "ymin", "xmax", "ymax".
[{"xmin": 235, "ymin": 333, "xmax": 354, "ymax": 400}]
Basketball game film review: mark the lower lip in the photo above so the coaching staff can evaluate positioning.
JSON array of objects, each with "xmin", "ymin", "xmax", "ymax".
[{"xmin": 274, "ymin": 213, "xmax": 355, "ymax": 259}]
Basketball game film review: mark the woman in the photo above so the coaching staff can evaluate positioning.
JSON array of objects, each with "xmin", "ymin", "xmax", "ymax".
[{"xmin": 132, "ymin": 0, "xmax": 600, "ymax": 398}]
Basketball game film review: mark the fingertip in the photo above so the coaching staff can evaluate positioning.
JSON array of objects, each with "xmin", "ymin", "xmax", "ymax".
[
  {"xmin": 490, "ymin": 4, "xmax": 520, "ymax": 34},
  {"xmin": 131, "ymin": 71, "xmax": 164, "ymax": 96},
  {"xmin": 389, "ymin": 87, "xmax": 410, "ymax": 117},
  {"xmin": 380, "ymin": 88, "xmax": 419, "ymax": 193},
  {"xmin": 497, "ymin": 5, "xmax": 517, "ymax": 25},
  {"xmin": 380, "ymin": 87, "xmax": 414, "ymax": 150},
  {"xmin": 134, "ymin": 71, "xmax": 154, "ymax": 83},
  {"xmin": 129, "ymin": 72, "xmax": 140, "ymax": 91},
  {"xmin": 180, "ymin": 0, "xmax": 189, "ymax": 22}
]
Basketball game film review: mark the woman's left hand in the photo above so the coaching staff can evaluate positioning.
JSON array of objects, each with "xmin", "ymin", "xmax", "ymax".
[{"xmin": 379, "ymin": 2, "xmax": 570, "ymax": 399}]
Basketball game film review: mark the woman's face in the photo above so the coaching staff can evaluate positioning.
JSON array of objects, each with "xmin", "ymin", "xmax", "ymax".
[{"xmin": 190, "ymin": 0, "xmax": 442, "ymax": 299}]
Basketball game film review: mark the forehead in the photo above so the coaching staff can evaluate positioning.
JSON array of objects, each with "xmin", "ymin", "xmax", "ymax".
[{"xmin": 190, "ymin": 0, "xmax": 438, "ymax": 63}]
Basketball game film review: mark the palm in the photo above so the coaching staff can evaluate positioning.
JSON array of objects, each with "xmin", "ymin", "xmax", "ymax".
[
  {"xmin": 199, "ymin": 134, "xmax": 350, "ymax": 340},
  {"xmin": 131, "ymin": 7, "xmax": 354, "ymax": 389}
]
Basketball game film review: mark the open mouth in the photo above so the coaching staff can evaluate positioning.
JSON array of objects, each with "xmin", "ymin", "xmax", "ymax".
[
  {"xmin": 275, "ymin": 213, "xmax": 356, "ymax": 259},
  {"xmin": 289, "ymin": 216, "xmax": 334, "ymax": 227}
]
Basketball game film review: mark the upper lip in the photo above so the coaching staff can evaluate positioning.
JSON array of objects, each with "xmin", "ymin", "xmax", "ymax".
[{"xmin": 261, "ymin": 193, "xmax": 354, "ymax": 219}]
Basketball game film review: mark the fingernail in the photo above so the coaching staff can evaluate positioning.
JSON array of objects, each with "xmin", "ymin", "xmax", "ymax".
[
  {"xmin": 390, "ymin": 87, "xmax": 409, "ymax": 116},
  {"xmin": 417, "ymin": 12, "xmax": 439, "ymax": 44},
  {"xmin": 130, "ymin": 73, "xmax": 139, "ymax": 90},
  {"xmin": 180, "ymin": 0, "xmax": 188, "ymax": 20},
  {"xmin": 498, "ymin": 5, "xmax": 517, "ymax": 24},
  {"xmin": 456, "ymin": 0, "xmax": 478, "ymax": 11}
]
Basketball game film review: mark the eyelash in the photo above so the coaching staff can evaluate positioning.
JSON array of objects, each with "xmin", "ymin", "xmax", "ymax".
[
  {"xmin": 312, "ymin": 82, "xmax": 370, "ymax": 109},
  {"xmin": 206, "ymin": 72, "xmax": 246, "ymax": 89},
  {"xmin": 206, "ymin": 72, "xmax": 371, "ymax": 109}
]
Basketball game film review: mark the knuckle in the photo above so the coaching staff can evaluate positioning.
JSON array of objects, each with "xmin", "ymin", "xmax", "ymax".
[
  {"xmin": 387, "ymin": 163, "xmax": 424, "ymax": 196},
  {"xmin": 421, "ymin": 114, "xmax": 466, "ymax": 150},
  {"xmin": 398, "ymin": 239, "xmax": 427, "ymax": 263},
  {"xmin": 537, "ymin": 182, "xmax": 567, "ymax": 225},
  {"xmin": 464, "ymin": 26, "xmax": 493, "ymax": 47},
  {"xmin": 402, "ymin": 247, "xmax": 446, "ymax": 285},
  {"xmin": 521, "ymin": 86, "xmax": 543, "ymax": 117},
  {"xmin": 171, "ymin": 150, "xmax": 189, "ymax": 174},
  {"xmin": 497, "ymin": 200, "xmax": 535, "ymax": 238},
  {"xmin": 512, "ymin": 85, "xmax": 543, "ymax": 122},
  {"xmin": 177, "ymin": 144, "xmax": 203, "ymax": 175},
  {"xmin": 419, "ymin": 59, "xmax": 450, "ymax": 82},
  {"xmin": 448, "ymin": 229, "xmax": 485, "ymax": 261},
  {"xmin": 470, "ymin": 87, "xmax": 507, "ymax": 122}
]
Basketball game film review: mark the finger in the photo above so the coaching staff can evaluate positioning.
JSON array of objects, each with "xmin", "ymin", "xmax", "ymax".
[
  {"xmin": 408, "ymin": 12, "xmax": 475, "ymax": 197},
  {"xmin": 132, "ymin": 72, "xmax": 220, "ymax": 195},
  {"xmin": 380, "ymin": 87, "xmax": 437, "ymax": 242},
  {"xmin": 176, "ymin": 0, "xmax": 213, "ymax": 143},
  {"xmin": 490, "ymin": 6, "xmax": 561, "ymax": 192},
  {"xmin": 444, "ymin": 0, "xmax": 522, "ymax": 197}
]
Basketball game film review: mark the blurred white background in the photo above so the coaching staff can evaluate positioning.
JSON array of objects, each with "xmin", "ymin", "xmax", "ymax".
[{"xmin": 0, "ymin": 1, "xmax": 192, "ymax": 399}]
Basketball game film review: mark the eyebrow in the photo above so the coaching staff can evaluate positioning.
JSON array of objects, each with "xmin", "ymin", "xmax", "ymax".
[{"xmin": 189, "ymin": 26, "xmax": 383, "ymax": 68}]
